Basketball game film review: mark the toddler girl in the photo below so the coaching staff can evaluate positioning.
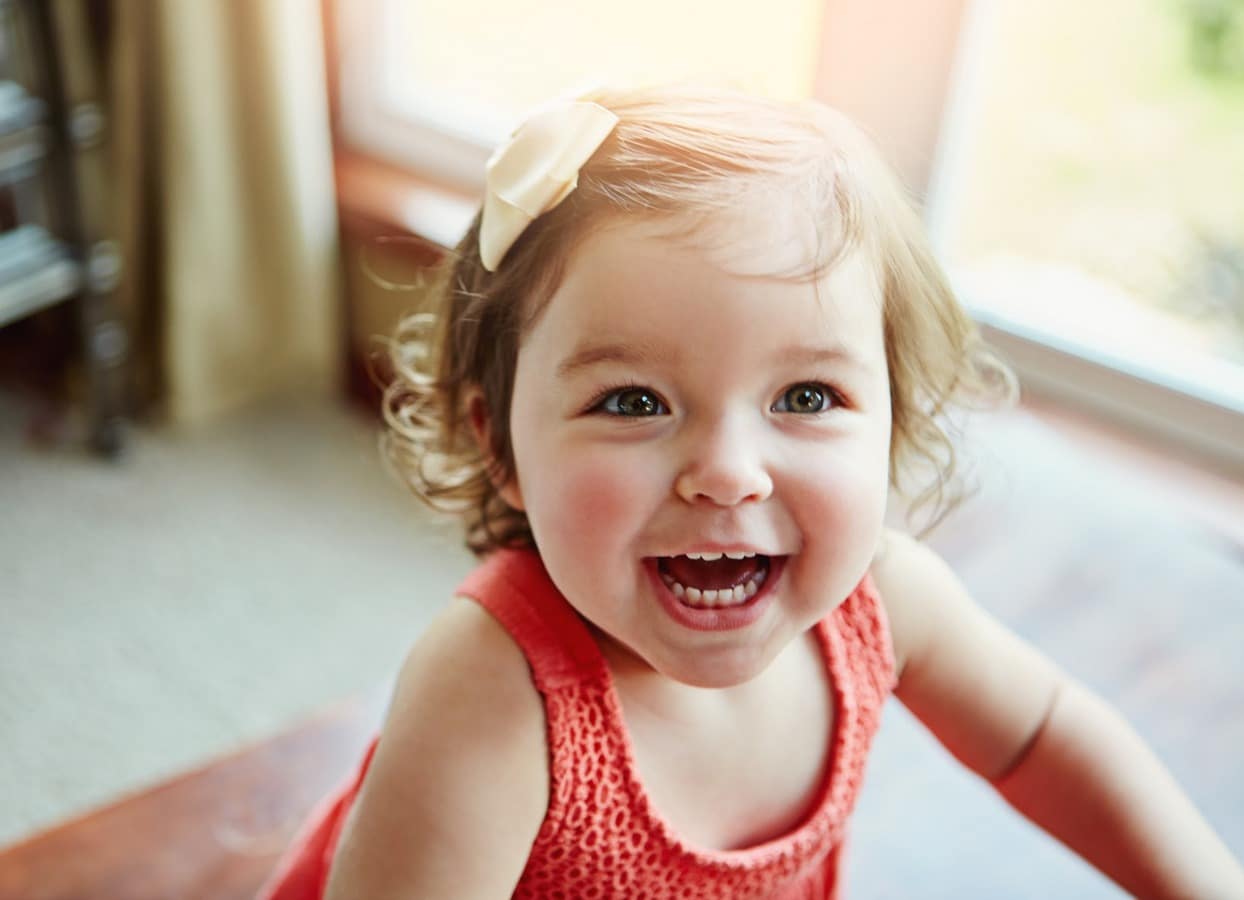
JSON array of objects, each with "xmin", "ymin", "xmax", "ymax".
[{"xmin": 260, "ymin": 86, "xmax": 1243, "ymax": 898}]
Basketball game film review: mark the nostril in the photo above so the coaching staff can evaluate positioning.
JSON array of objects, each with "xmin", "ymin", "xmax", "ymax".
[{"xmin": 674, "ymin": 466, "xmax": 773, "ymax": 507}]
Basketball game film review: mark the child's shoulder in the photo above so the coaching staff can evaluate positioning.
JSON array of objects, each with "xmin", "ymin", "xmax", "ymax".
[
  {"xmin": 868, "ymin": 527, "xmax": 975, "ymax": 678},
  {"xmin": 325, "ymin": 598, "xmax": 547, "ymax": 897},
  {"xmin": 382, "ymin": 595, "xmax": 548, "ymax": 793},
  {"xmin": 389, "ymin": 595, "xmax": 546, "ymax": 736},
  {"xmin": 866, "ymin": 529, "xmax": 1065, "ymax": 783},
  {"xmin": 869, "ymin": 527, "xmax": 960, "ymax": 596}
]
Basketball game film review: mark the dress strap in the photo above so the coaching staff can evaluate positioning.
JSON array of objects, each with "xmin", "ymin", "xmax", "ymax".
[
  {"xmin": 456, "ymin": 548, "xmax": 608, "ymax": 690},
  {"xmin": 829, "ymin": 571, "xmax": 898, "ymax": 711}
]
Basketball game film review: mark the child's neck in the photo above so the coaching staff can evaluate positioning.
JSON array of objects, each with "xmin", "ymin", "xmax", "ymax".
[{"xmin": 592, "ymin": 624, "xmax": 810, "ymax": 721}]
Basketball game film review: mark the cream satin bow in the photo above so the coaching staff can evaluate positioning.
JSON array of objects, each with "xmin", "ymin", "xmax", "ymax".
[{"xmin": 479, "ymin": 101, "xmax": 619, "ymax": 272}]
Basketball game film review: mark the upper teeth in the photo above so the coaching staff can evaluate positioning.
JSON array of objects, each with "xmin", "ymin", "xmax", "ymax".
[{"xmin": 685, "ymin": 551, "xmax": 754, "ymax": 561}]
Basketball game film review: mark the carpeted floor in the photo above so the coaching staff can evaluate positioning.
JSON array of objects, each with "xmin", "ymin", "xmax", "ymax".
[{"xmin": 0, "ymin": 390, "xmax": 474, "ymax": 847}]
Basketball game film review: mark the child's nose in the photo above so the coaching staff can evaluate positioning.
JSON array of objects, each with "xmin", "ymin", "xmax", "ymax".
[{"xmin": 673, "ymin": 415, "xmax": 774, "ymax": 507}]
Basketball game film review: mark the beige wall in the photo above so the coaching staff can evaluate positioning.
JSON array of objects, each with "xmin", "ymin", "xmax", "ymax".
[{"xmin": 814, "ymin": 0, "xmax": 970, "ymax": 196}]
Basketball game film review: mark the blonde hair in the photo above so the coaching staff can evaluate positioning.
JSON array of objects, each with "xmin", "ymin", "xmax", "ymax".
[{"xmin": 383, "ymin": 85, "xmax": 1015, "ymax": 555}]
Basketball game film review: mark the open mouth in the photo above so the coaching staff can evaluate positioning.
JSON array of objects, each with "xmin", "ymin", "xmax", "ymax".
[{"xmin": 656, "ymin": 552, "xmax": 772, "ymax": 609}]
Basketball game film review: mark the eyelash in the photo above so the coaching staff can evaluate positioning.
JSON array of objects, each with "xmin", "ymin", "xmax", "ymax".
[{"xmin": 585, "ymin": 381, "xmax": 847, "ymax": 417}]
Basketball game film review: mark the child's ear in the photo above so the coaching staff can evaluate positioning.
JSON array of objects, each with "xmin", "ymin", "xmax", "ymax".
[{"xmin": 466, "ymin": 389, "xmax": 525, "ymax": 511}]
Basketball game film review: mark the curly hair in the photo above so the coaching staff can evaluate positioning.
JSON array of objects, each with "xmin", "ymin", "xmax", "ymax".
[{"xmin": 381, "ymin": 85, "xmax": 1015, "ymax": 556}]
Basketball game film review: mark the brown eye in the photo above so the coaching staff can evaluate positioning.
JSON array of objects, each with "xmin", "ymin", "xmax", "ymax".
[
  {"xmin": 774, "ymin": 383, "xmax": 831, "ymax": 414},
  {"xmin": 599, "ymin": 387, "xmax": 667, "ymax": 417}
]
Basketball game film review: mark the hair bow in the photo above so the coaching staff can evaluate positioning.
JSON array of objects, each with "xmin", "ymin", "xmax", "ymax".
[{"xmin": 478, "ymin": 101, "xmax": 618, "ymax": 272}]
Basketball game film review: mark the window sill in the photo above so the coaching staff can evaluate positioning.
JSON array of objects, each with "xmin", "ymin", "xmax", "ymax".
[{"xmin": 972, "ymin": 312, "xmax": 1244, "ymax": 479}]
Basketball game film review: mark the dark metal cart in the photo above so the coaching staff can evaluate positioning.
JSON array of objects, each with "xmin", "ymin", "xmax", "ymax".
[{"xmin": 0, "ymin": 0, "xmax": 125, "ymax": 455}]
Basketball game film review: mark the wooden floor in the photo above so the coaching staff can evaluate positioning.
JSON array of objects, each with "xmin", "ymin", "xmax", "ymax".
[
  {"xmin": 0, "ymin": 401, "xmax": 1240, "ymax": 898},
  {"xmin": 0, "ymin": 690, "xmax": 390, "ymax": 900}
]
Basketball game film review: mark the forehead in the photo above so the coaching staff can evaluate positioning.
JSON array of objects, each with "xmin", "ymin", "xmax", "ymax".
[
  {"xmin": 529, "ymin": 207, "xmax": 884, "ymax": 358},
  {"xmin": 667, "ymin": 194, "xmax": 826, "ymax": 280}
]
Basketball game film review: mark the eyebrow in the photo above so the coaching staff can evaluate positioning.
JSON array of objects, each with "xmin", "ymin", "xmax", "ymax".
[
  {"xmin": 776, "ymin": 344, "xmax": 874, "ymax": 375},
  {"xmin": 555, "ymin": 341, "xmax": 872, "ymax": 379},
  {"xmin": 555, "ymin": 342, "xmax": 678, "ymax": 380}
]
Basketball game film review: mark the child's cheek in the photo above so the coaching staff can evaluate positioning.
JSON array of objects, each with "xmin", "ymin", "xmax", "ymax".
[
  {"xmin": 805, "ymin": 458, "xmax": 889, "ymax": 569},
  {"xmin": 542, "ymin": 451, "xmax": 651, "ymax": 547}
]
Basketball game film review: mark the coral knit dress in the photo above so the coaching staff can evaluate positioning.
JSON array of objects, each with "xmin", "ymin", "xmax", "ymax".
[{"xmin": 257, "ymin": 548, "xmax": 896, "ymax": 900}]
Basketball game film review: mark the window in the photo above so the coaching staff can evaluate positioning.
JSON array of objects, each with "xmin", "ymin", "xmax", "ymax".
[{"xmin": 927, "ymin": 0, "xmax": 1243, "ymax": 466}]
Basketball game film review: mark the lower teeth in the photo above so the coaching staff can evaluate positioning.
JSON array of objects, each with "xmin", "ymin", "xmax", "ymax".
[{"xmin": 662, "ymin": 573, "xmax": 764, "ymax": 608}]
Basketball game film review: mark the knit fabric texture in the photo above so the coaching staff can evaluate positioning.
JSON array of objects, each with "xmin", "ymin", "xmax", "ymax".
[{"xmin": 256, "ymin": 548, "xmax": 896, "ymax": 900}]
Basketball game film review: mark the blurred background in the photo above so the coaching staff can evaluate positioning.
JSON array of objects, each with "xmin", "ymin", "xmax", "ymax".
[{"xmin": 0, "ymin": 0, "xmax": 1241, "ymax": 897}]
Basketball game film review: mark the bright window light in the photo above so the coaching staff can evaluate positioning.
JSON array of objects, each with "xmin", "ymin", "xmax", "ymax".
[
  {"xmin": 931, "ymin": 0, "xmax": 1244, "ymax": 413},
  {"xmin": 377, "ymin": 0, "xmax": 826, "ymax": 140}
]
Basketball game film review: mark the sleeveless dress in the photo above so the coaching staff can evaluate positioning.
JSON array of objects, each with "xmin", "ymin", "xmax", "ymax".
[{"xmin": 257, "ymin": 548, "xmax": 896, "ymax": 899}]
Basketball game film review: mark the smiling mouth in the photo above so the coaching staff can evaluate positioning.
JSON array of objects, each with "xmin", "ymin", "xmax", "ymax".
[{"xmin": 656, "ymin": 554, "xmax": 772, "ymax": 609}]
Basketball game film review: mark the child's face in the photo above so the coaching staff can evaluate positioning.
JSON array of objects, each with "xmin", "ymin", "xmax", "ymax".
[{"xmin": 501, "ymin": 208, "xmax": 892, "ymax": 688}]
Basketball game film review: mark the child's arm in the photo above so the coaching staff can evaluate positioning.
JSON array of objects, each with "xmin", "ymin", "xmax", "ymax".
[
  {"xmin": 874, "ymin": 530, "xmax": 1244, "ymax": 899},
  {"xmin": 324, "ymin": 598, "xmax": 548, "ymax": 900}
]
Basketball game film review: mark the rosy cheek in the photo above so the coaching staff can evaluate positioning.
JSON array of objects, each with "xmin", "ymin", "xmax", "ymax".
[
  {"xmin": 541, "ymin": 452, "xmax": 649, "ymax": 546},
  {"xmin": 807, "ymin": 461, "xmax": 887, "ymax": 550},
  {"xmin": 811, "ymin": 475, "xmax": 859, "ymax": 527}
]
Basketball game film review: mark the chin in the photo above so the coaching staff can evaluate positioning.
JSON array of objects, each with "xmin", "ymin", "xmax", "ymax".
[{"xmin": 650, "ymin": 646, "xmax": 776, "ymax": 690}]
